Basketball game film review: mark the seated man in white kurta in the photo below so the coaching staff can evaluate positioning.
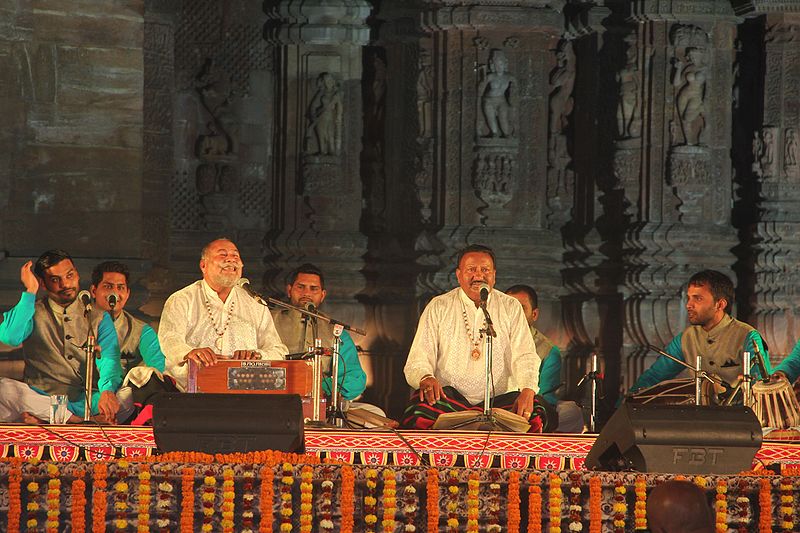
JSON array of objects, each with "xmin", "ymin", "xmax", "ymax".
[
  {"xmin": 401, "ymin": 244, "xmax": 552, "ymax": 432},
  {"xmin": 158, "ymin": 238, "xmax": 288, "ymax": 390}
]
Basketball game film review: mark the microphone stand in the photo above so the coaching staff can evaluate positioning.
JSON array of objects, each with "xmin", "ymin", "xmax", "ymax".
[
  {"xmin": 449, "ymin": 299, "xmax": 514, "ymax": 432},
  {"xmin": 82, "ymin": 306, "xmax": 97, "ymax": 422},
  {"xmin": 241, "ymin": 283, "xmax": 366, "ymax": 426}
]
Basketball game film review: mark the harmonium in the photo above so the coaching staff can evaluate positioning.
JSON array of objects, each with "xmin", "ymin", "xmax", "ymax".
[{"xmin": 186, "ymin": 359, "xmax": 326, "ymax": 422}]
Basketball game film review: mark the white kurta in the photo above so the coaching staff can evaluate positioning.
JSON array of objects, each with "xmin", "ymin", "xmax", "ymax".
[
  {"xmin": 404, "ymin": 287, "xmax": 540, "ymax": 404},
  {"xmin": 158, "ymin": 280, "xmax": 288, "ymax": 388}
]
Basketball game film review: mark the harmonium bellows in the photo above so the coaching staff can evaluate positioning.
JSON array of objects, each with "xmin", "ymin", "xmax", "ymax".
[{"xmin": 186, "ymin": 359, "xmax": 325, "ymax": 421}]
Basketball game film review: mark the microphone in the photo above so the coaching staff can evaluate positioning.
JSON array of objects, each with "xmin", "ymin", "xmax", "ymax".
[
  {"xmin": 236, "ymin": 278, "xmax": 266, "ymax": 303},
  {"xmin": 78, "ymin": 290, "xmax": 93, "ymax": 312},
  {"xmin": 304, "ymin": 302, "xmax": 317, "ymax": 313},
  {"xmin": 479, "ymin": 282, "xmax": 490, "ymax": 303},
  {"xmin": 107, "ymin": 293, "xmax": 118, "ymax": 310}
]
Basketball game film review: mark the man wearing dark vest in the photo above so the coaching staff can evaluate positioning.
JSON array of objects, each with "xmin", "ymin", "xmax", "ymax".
[
  {"xmin": 271, "ymin": 263, "xmax": 387, "ymax": 418},
  {"xmin": 506, "ymin": 284, "xmax": 583, "ymax": 432},
  {"xmin": 631, "ymin": 270, "xmax": 771, "ymax": 395},
  {"xmin": 0, "ymin": 251, "xmax": 128, "ymax": 423},
  {"xmin": 90, "ymin": 261, "xmax": 165, "ymax": 377}
]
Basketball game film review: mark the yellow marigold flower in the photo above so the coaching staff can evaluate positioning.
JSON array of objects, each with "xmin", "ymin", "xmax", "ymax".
[
  {"xmin": 27, "ymin": 502, "xmax": 39, "ymax": 511},
  {"xmin": 26, "ymin": 519, "xmax": 37, "ymax": 528},
  {"xmin": 449, "ymin": 485, "xmax": 459, "ymax": 494},
  {"xmin": 280, "ymin": 524, "xmax": 292, "ymax": 532},
  {"xmin": 447, "ymin": 518, "xmax": 459, "ymax": 527},
  {"xmin": 27, "ymin": 482, "xmax": 39, "ymax": 491},
  {"xmin": 364, "ymin": 496, "xmax": 377, "ymax": 506},
  {"xmin": 280, "ymin": 507, "xmax": 293, "ymax": 517},
  {"xmin": 365, "ymin": 514, "xmax": 378, "ymax": 525}
]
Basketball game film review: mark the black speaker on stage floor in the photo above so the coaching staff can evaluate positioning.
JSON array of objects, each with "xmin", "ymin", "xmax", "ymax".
[
  {"xmin": 152, "ymin": 393, "xmax": 304, "ymax": 454},
  {"xmin": 585, "ymin": 403, "xmax": 762, "ymax": 474}
]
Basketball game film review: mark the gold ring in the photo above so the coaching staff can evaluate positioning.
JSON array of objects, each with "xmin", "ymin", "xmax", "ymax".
[{"xmin": 522, "ymin": 410, "xmax": 531, "ymax": 416}]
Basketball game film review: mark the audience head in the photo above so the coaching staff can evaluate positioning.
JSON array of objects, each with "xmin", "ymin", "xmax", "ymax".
[
  {"xmin": 647, "ymin": 480, "xmax": 714, "ymax": 533},
  {"xmin": 506, "ymin": 284, "xmax": 539, "ymax": 326}
]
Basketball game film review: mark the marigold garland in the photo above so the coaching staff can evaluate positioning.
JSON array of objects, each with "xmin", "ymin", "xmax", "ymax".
[
  {"xmin": 113, "ymin": 460, "xmax": 130, "ymax": 531},
  {"xmin": 401, "ymin": 470, "xmax": 418, "ymax": 533},
  {"xmin": 364, "ymin": 468, "xmax": 379, "ymax": 533},
  {"xmin": 180, "ymin": 467, "xmax": 195, "ymax": 533},
  {"xmin": 221, "ymin": 468, "xmax": 235, "ymax": 533},
  {"xmin": 612, "ymin": 480, "xmax": 626, "ymax": 533},
  {"xmin": 426, "ymin": 468, "xmax": 440, "ymax": 533},
  {"xmin": 759, "ymin": 477, "xmax": 772, "ymax": 533},
  {"xmin": 200, "ymin": 468, "xmax": 216, "ymax": 533},
  {"xmin": 137, "ymin": 464, "xmax": 152, "ymax": 533},
  {"xmin": 240, "ymin": 467, "xmax": 255, "ymax": 533},
  {"xmin": 780, "ymin": 476, "xmax": 793, "ymax": 532},
  {"xmin": 466, "ymin": 472, "xmax": 480, "ymax": 533},
  {"xmin": 634, "ymin": 476, "xmax": 646, "ymax": 531},
  {"xmin": 549, "ymin": 474, "xmax": 563, "ymax": 533},
  {"xmin": 27, "ymin": 477, "xmax": 39, "ymax": 531},
  {"xmin": 340, "ymin": 465, "xmax": 355, "ymax": 533},
  {"xmin": 299, "ymin": 465, "xmax": 314, "ymax": 533},
  {"xmin": 568, "ymin": 472, "xmax": 583, "ymax": 533},
  {"xmin": 446, "ymin": 469, "xmax": 460, "ymax": 532},
  {"xmin": 8, "ymin": 459, "xmax": 22, "ymax": 532},
  {"xmin": 508, "ymin": 470, "xmax": 522, "ymax": 533},
  {"xmin": 93, "ymin": 462, "xmax": 109, "ymax": 533},
  {"xmin": 528, "ymin": 473, "xmax": 542, "ymax": 533},
  {"xmin": 259, "ymin": 465, "xmax": 274, "ymax": 533},
  {"xmin": 487, "ymin": 470, "xmax": 502, "ymax": 533},
  {"xmin": 588, "ymin": 477, "xmax": 601, "ymax": 533},
  {"xmin": 715, "ymin": 479, "xmax": 728, "ymax": 533},
  {"xmin": 71, "ymin": 469, "xmax": 87, "ymax": 533},
  {"xmin": 382, "ymin": 468, "xmax": 398, "ymax": 532},
  {"xmin": 45, "ymin": 463, "xmax": 61, "ymax": 533},
  {"xmin": 280, "ymin": 462, "xmax": 295, "ymax": 533}
]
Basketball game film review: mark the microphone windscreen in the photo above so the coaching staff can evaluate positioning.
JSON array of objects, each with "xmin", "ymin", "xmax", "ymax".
[
  {"xmin": 78, "ymin": 290, "xmax": 92, "ymax": 306},
  {"xmin": 304, "ymin": 302, "xmax": 317, "ymax": 313},
  {"xmin": 237, "ymin": 277, "xmax": 250, "ymax": 288},
  {"xmin": 107, "ymin": 293, "xmax": 118, "ymax": 308}
]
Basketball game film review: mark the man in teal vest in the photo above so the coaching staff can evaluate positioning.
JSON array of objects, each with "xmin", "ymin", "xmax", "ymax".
[
  {"xmin": 631, "ymin": 270, "xmax": 770, "ymax": 397},
  {"xmin": 0, "ymin": 250, "xmax": 127, "ymax": 423},
  {"xmin": 507, "ymin": 284, "xmax": 584, "ymax": 432}
]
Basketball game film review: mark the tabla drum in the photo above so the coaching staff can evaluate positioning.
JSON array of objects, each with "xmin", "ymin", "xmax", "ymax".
[
  {"xmin": 627, "ymin": 378, "xmax": 718, "ymax": 406},
  {"xmin": 751, "ymin": 378, "xmax": 800, "ymax": 430}
]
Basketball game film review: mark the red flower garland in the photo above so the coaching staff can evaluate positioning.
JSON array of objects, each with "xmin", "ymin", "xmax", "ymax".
[
  {"xmin": 734, "ymin": 478, "xmax": 749, "ymax": 533},
  {"xmin": 780, "ymin": 476, "xmax": 793, "ymax": 531},
  {"xmin": 240, "ymin": 466, "xmax": 255, "ymax": 533},
  {"xmin": 319, "ymin": 467, "xmax": 335, "ymax": 532},
  {"xmin": 401, "ymin": 470, "xmax": 418, "ymax": 532},
  {"xmin": 612, "ymin": 480, "xmax": 627, "ymax": 533},
  {"xmin": 568, "ymin": 472, "xmax": 582, "ymax": 533},
  {"xmin": 445, "ymin": 470, "xmax": 460, "ymax": 532},
  {"xmin": 487, "ymin": 469, "xmax": 502, "ymax": 532}
]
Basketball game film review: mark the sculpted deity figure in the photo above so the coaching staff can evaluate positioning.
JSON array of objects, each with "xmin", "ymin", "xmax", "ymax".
[
  {"xmin": 672, "ymin": 47, "xmax": 708, "ymax": 146},
  {"xmin": 306, "ymin": 73, "xmax": 343, "ymax": 156},
  {"xmin": 761, "ymin": 129, "xmax": 775, "ymax": 168},
  {"xmin": 549, "ymin": 41, "xmax": 576, "ymax": 137},
  {"xmin": 416, "ymin": 49, "xmax": 433, "ymax": 138},
  {"xmin": 478, "ymin": 50, "xmax": 517, "ymax": 138},
  {"xmin": 617, "ymin": 44, "xmax": 640, "ymax": 139},
  {"xmin": 786, "ymin": 129, "xmax": 798, "ymax": 168}
]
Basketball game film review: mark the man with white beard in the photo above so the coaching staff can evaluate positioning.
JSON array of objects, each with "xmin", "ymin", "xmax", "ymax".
[{"xmin": 158, "ymin": 238, "xmax": 288, "ymax": 390}]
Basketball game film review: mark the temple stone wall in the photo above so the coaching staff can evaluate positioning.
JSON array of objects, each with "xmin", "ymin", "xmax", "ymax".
[{"xmin": 1, "ymin": 0, "xmax": 800, "ymax": 417}]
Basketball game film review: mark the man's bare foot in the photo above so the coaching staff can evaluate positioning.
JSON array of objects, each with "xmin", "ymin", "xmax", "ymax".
[{"xmin": 20, "ymin": 412, "xmax": 46, "ymax": 424}]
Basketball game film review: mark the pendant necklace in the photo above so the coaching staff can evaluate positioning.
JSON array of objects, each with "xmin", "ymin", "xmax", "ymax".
[
  {"xmin": 204, "ymin": 297, "xmax": 234, "ymax": 350},
  {"xmin": 461, "ymin": 307, "xmax": 485, "ymax": 360}
]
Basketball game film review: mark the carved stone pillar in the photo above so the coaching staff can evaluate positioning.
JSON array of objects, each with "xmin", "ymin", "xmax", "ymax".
[
  {"xmin": 608, "ymin": 0, "xmax": 739, "ymax": 388},
  {"xmin": 739, "ymin": 11, "xmax": 800, "ymax": 356},
  {"xmin": 263, "ymin": 1, "xmax": 370, "ymax": 325}
]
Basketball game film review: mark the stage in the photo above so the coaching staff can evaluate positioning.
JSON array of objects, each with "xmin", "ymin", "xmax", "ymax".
[
  {"xmin": 1, "ymin": 424, "xmax": 800, "ymax": 470},
  {"xmin": 1, "ymin": 424, "xmax": 800, "ymax": 531}
]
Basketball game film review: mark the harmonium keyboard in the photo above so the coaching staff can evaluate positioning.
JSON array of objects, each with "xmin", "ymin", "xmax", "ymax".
[{"xmin": 186, "ymin": 359, "xmax": 325, "ymax": 422}]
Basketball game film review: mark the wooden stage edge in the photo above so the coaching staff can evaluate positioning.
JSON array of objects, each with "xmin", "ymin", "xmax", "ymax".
[{"xmin": 1, "ymin": 423, "xmax": 799, "ymax": 471}]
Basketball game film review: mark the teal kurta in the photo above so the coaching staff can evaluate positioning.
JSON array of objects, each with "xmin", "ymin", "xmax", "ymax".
[
  {"xmin": 0, "ymin": 291, "xmax": 122, "ymax": 416},
  {"xmin": 631, "ymin": 314, "xmax": 770, "ymax": 393},
  {"xmin": 775, "ymin": 339, "xmax": 800, "ymax": 383},
  {"xmin": 531, "ymin": 326, "xmax": 561, "ymax": 405}
]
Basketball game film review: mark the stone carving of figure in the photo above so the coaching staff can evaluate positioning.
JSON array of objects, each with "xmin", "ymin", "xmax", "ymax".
[
  {"xmin": 416, "ymin": 49, "xmax": 433, "ymax": 138},
  {"xmin": 549, "ymin": 41, "xmax": 575, "ymax": 163},
  {"xmin": 306, "ymin": 73, "xmax": 343, "ymax": 156},
  {"xmin": 761, "ymin": 129, "xmax": 775, "ymax": 168},
  {"xmin": 617, "ymin": 44, "xmax": 640, "ymax": 139},
  {"xmin": 671, "ymin": 47, "xmax": 708, "ymax": 146},
  {"xmin": 478, "ymin": 49, "xmax": 517, "ymax": 138},
  {"xmin": 785, "ymin": 129, "xmax": 798, "ymax": 168}
]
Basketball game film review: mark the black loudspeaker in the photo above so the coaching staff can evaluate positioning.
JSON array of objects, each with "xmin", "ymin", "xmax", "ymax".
[
  {"xmin": 585, "ymin": 403, "xmax": 762, "ymax": 474},
  {"xmin": 152, "ymin": 393, "xmax": 304, "ymax": 454}
]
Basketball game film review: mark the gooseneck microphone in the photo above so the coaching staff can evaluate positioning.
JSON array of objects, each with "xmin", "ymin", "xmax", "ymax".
[
  {"xmin": 304, "ymin": 302, "xmax": 317, "ymax": 313},
  {"xmin": 77, "ymin": 290, "xmax": 93, "ymax": 312},
  {"xmin": 479, "ymin": 282, "xmax": 490, "ymax": 304},
  {"xmin": 237, "ymin": 278, "xmax": 266, "ymax": 304},
  {"xmin": 107, "ymin": 293, "xmax": 118, "ymax": 310}
]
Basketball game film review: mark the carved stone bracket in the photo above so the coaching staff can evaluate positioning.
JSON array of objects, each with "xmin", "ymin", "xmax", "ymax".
[{"xmin": 668, "ymin": 146, "xmax": 714, "ymax": 224}]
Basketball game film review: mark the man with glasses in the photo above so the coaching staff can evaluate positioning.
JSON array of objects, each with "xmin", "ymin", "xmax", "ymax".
[{"xmin": 402, "ymin": 244, "xmax": 549, "ymax": 431}]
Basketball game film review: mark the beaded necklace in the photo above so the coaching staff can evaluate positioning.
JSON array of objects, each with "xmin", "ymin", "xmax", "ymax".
[
  {"xmin": 461, "ymin": 307, "xmax": 485, "ymax": 360},
  {"xmin": 204, "ymin": 296, "xmax": 235, "ymax": 351}
]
